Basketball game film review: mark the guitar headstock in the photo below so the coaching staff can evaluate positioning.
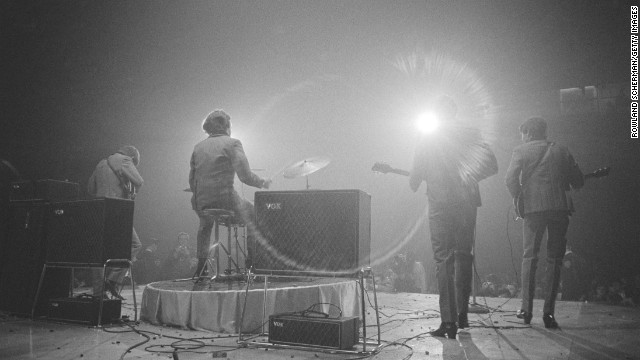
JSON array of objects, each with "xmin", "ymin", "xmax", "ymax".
[{"xmin": 372, "ymin": 162, "xmax": 393, "ymax": 174}]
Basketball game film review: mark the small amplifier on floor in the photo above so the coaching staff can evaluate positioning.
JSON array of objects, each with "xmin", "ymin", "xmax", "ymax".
[
  {"xmin": 268, "ymin": 314, "xmax": 359, "ymax": 350},
  {"xmin": 47, "ymin": 295, "xmax": 122, "ymax": 325}
]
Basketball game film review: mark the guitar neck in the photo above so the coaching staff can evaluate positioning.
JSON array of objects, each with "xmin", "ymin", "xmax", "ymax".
[
  {"xmin": 389, "ymin": 168, "xmax": 410, "ymax": 177},
  {"xmin": 583, "ymin": 167, "xmax": 610, "ymax": 181},
  {"xmin": 371, "ymin": 162, "xmax": 410, "ymax": 177}
]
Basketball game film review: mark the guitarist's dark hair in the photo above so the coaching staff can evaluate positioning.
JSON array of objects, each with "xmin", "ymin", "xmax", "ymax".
[{"xmin": 519, "ymin": 117, "xmax": 547, "ymax": 140}]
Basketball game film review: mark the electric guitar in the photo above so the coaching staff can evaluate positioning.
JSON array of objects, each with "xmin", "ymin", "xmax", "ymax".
[
  {"xmin": 124, "ymin": 181, "xmax": 136, "ymax": 200},
  {"xmin": 371, "ymin": 162, "xmax": 410, "ymax": 177},
  {"xmin": 105, "ymin": 157, "xmax": 137, "ymax": 200},
  {"xmin": 514, "ymin": 166, "xmax": 610, "ymax": 219}
]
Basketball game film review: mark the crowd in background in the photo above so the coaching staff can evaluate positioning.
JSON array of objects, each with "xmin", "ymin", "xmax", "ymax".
[
  {"xmin": 587, "ymin": 275, "xmax": 640, "ymax": 307},
  {"xmin": 100, "ymin": 237, "xmax": 640, "ymax": 308},
  {"xmin": 131, "ymin": 232, "xmax": 198, "ymax": 284},
  {"xmin": 379, "ymin": 250, "xmax": 640, "ymax": 308},
  {"xmin": 69, "ymin": 231, "xmax": 197, "ymax": 296}
]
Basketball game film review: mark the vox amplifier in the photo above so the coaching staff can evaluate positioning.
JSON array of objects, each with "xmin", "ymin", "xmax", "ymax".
[
  {"xmin": 268, "ymin": 314, "xmax": 359, "ymax": 350},
  {"xmin": 45, "ymin": 198, "xmax": 133, "ymax": 264},
  {"xmin": 47, "ymin": 296, "xmax": 121, "ymax": 325},
  {"xmin": 10, "ymin": 179, "xmax": 79, "ymax": 202},
  {"xmin": 253, "ymin": 189, "xmax": 371, "ymax": 276}
]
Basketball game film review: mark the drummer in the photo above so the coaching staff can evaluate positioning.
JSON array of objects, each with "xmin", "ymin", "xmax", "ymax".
[{"xmin": 189, "ymin": 109, "xmax": 272, "ymax": 275}]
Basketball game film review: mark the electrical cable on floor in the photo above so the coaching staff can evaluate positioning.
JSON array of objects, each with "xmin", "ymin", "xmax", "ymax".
[
  {"xmin": 470, "ymin": 253, "xmax": 531, "ymax": 330},
  {"xmin": 359, "ymin": 277, "xmax": 441, "ymax": 319},
  {"xmin": 343, "ymin": 340, "xmax": 414, "ymax": 360},
  {"xmin": 102, "ymin": 319, "xmax": 242, "ymax": 358},
  {"xmin": 358, "ymin": 281, "xmax": 441, "ymax": 328},
  {"xmin": 118, "ymin": 321, "xmax": 150, "ymax": 360},
  {"xmin": 506, "ymin": 203, "xmax": 521, "ymax": 283},
  {"xmin": 302, "ymin": 302, "xmax": 343, "ymax": 318},
  {"xmin": 472, "ymin": 204, "xmax": 525, "ymax": 317},
  {"xmin": 464, "ymin": 203, "xmax": 522, "ymax": 317},
  {"xmin": 357, "ymin": 278, "xmax": 455, "ymax": 360}
]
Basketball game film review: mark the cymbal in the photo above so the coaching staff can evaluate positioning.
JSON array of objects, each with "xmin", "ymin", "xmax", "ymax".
[{"xmin": 283, "ymin": 156, "xmax": 330, "ymax": 179}]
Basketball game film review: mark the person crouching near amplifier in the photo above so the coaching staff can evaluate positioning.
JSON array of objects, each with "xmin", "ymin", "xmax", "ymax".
[
  {"xmin": 87, "ymin": 145, "xmax": 144, "ymax": 299},
  {"xmin": 189, "ymin": 109, "xmax": 271, "ymax": 277}
]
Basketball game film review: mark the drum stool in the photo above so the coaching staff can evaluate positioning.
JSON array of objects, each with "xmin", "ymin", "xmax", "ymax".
[{"xmin": 195, "ymin": 208, "xmax": 247, "ymax": 282}]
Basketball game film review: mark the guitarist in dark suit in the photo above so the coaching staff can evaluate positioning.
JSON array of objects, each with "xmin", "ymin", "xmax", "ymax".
[
  {"xmin": 87, "ymin": 145, "xmax": 144, "ymax": 299},
  {"xmin": 505, "ymin": 117, "xmax": 584, "ymax": 328},
  {"xmin": 409, "ymin": 95, "xmax": 498, "ymax": 339}
]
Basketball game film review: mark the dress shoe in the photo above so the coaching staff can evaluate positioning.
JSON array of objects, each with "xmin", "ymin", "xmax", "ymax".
[
  {"xmin": 458, "ymin": 313, "xmax": 469, "ymax": 329},
  {"xmin": 542, "ymin": 313, "xmax": 559, "ymax": 329},
  {"xmin": 516, "ymin": 309, "xmax": 533, "ymax": 324},
  {"xmin": 429, "ymin": 322, "xmax": 458, "ymax": 339}
]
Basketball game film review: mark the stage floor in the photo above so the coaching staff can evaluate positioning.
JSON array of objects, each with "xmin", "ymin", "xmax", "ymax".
[{"xmin": 1, "ymin": 286, "xmax": 639, "ymax": 360}]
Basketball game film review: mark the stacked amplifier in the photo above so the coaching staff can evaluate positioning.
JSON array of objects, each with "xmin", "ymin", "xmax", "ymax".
[
  {"xmin": 0, "ymin": 179, "xmax": 133, "ymax": 319},
  {"xmin": 0, "ymin": 180, "xmax": 79, "ymax": 316},
  {"xmin": 9, "ymin": 179, "xmax": 80, "ymax": 202}
]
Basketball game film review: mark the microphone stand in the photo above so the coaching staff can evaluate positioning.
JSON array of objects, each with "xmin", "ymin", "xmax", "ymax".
[{"xmin": 467, "ymin": 225, "xmax": 489, "ymax": 314}]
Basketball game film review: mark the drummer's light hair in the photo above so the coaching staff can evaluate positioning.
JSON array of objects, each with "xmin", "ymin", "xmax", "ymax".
[{"xmin": 202, "ymin": 109, "xmax": 231, "ymax": 135}]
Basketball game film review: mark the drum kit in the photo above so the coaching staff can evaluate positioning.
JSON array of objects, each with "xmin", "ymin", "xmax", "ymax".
[
  {"xmin": 183, "ymin": 156, "xmax": 330, "ymax": 192},
  {"xmin": 281, "ymin": 156, "xmax": 330, "ymax": 189}
]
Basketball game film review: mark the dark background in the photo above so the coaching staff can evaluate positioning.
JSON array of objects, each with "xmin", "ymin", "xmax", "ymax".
[{"xmin": 1, "ymin": 0, "xmax": 638, "ymax": 285}]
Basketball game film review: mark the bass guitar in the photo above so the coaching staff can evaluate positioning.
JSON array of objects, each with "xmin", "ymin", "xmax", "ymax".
[{"xmin": 514, "ymin": 166, "xmax": 610, "ymax": 219}]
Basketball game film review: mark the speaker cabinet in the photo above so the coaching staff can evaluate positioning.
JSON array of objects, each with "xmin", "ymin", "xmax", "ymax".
[
  {"xmin": 47, "ymin": 297, "xmax": 121, "ymax": 325},
  {"xmin": 10, "ymin": 179, "xmax": 79, "ymax": 202},
  {"xmin": 0, "ymin": 202, "xmax": 70, "ymax": 316},
  {"xmin": 252, "ymin": 190, "xmax": 370, "ymax": 275},
  {"xmin": 46, "ymin": 198, "xmax": 134, "ymax": 264}
]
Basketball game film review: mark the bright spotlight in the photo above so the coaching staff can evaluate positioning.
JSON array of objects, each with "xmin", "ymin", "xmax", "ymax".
[{"xmin": 415, "ymin": 112, "xmax": 439, "ymax": 134}]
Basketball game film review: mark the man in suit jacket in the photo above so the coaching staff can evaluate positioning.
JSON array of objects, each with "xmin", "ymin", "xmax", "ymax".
[
  {"xmin": 88, "ymin": 147, "xmax": 143, "ymax": 199},
  {"xmin": 410, "ymin": 95, "xmax": 498, "ymax": 339},
  {"xmin": 88, "ymin": 145, "xmax": 143, "ymax": 299},
  {"xmin": 189, "ymin": 109, "xmax": 271, "ymax": 276},
  {"xmin": 505, "ymin": 117, "xmax": 584, "ymax": 328}
]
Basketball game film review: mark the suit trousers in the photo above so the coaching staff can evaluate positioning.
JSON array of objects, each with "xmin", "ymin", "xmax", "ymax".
[
  {"xmin": 429, "ymin": 203, "xmax": 477, "ymax": 323},
  {"xmin": 521, "ymin": 211, "xmax": 569, "ymax": 315}
]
